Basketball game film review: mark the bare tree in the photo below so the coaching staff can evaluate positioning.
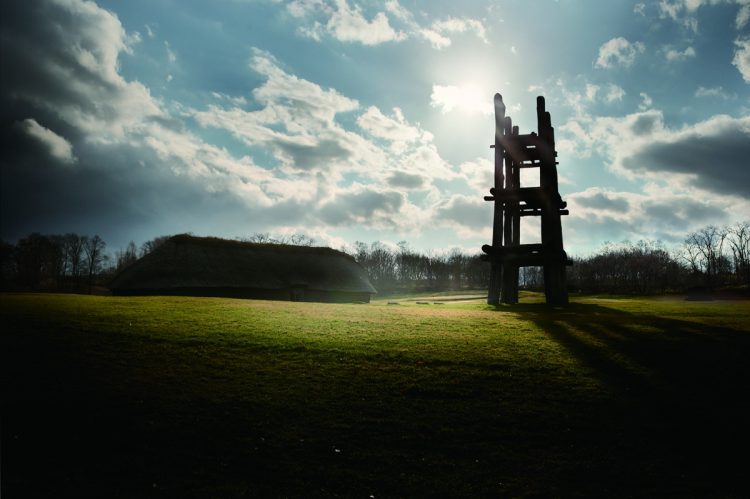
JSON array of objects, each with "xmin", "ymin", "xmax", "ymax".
[
  {"xmin": 287, "ymin": 233, "xmax": 316, "ymax": 246},
  {"xmin": 83, "ymin": 234, "xmax": 106, "ymax": 293},
  {"xmin": 116, "ymin": 241, "xmax": 138, "ymax": 271},
  {"xmin": 684, "ymin": 226, "xmax": 728, "ymax": 285},
  {"xmin": 727, "ymin": 221, "xmax": 750, "ymax": 285},
  {"xmin": 63, "ymin": 233, "xmax": 86, "ymax": 282}
]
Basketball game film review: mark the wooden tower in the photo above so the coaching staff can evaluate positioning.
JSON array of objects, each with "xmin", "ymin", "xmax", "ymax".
[{"xmin": 482, "ymin": 94, "xmax": 571, "ymax": 305}]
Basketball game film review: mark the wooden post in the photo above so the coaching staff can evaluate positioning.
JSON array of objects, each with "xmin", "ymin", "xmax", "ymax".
[
  {"xmin": 501, "ymin": 116, "xmax": 516, "ymax": 304},
  {"xmin": 510, "ymin": 125, "xmax": 521, "ymax": 303},
  {"xmin": 487, "ymin": 93, "xmax": 505, "ymax": 305}
]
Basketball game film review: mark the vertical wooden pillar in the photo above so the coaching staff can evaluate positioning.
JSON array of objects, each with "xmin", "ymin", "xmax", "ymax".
[
  {"xmin": 487, "ymin": 93, "xmax": 505, "ymax": 305},
  {"xmin": 510, "ymin": 125, "xmax": 521, "ymax": 303},
  {"xmin": 501, "ymin": 116, "xmax": 517, "ymax": 304},
  {"xmin": 536, "ymin": 96, "xmax": 568, "ymax": 305}
]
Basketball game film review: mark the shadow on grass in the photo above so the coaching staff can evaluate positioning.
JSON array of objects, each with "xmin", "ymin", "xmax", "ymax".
[{"xmin": 504, "ymin": 302, "xmax": 750, "ymax": 492}]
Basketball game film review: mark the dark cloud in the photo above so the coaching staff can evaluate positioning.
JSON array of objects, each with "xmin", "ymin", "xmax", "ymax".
[
  {"xmin": 621, "ymin": 116, "xmax": 750, "ymax": 197},
  {"xmin": 272, "ymin": 138, "xmax": 352, "ymax": 170},
  {"xmin": 574, "ymin": 192, "xmax": 630, "ymax": 212},
  {"xmin": 435, "ymin": 196, "xmax": 491, "ymax": 229},
  {"xmin": 317, "ymin": 189, "xmax": 404, "ymax": 226},
  {"xmin": 630, "ymin": 113, "xmax": 660, "ymax": 136},
  {"xmin": 643, "ymin": 199, "xmax": 726, "ymax": 230},
  {"xmin": 387, "ymin": 171, "xmax": 426, "ymax": 189},
  {"xmin": 0, "ymin": 0, "xmax": 311, "ymax": 247}
]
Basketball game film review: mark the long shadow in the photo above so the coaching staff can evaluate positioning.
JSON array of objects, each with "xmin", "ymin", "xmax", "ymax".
[{"xmin": 504, "ymin": 301, "xmax": 750, "ymax": 491}]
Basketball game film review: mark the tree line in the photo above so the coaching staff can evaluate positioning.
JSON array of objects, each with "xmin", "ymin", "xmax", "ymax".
[
  {"xmin": 346, "ymin": 222, "xmax": 749, "ymax": 294},
  {"xmin": 0, "ymin": 233, "xmax": 169, "ymax": 293},
  {"xmin": 1, "ymin": 221, "xmax": 747, "ymax": 295}
]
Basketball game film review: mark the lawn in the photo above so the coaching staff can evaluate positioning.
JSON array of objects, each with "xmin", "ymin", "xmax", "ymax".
[{"xmin": 2, "ymin": 292, "xmax": 749, "ymax": 497}]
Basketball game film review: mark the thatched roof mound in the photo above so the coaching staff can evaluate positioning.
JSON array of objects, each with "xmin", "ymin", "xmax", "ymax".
[{"xmin": 109, "ymin": 234, "xmax": 376, "ymax": 295}]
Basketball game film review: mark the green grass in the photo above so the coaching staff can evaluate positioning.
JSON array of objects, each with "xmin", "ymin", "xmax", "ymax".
[{"xmin": 2, "ymin": 293, "xmax": 749, "ymax": 498}]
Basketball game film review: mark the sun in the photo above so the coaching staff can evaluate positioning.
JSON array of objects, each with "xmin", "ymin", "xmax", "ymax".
[{"xmin": 431, "ymin": 81, "xmax": 493, "ymax": 115}]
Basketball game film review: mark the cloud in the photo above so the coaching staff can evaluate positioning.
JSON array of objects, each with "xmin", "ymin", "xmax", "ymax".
[
  {"xmin": 595, "ymin": 37, "xmax": 645, "ymax": 68},
  {"xmin": 658, "ymin": 0, "xmax": 750, "ymax": 32},
  {"xmin": 430, "ymin": 17, "xmax": 488, "ymax": 44},
  {"xmin": 738, "ymin": 4, "xmax": 750, "ymax": 28},
  {"xmin": 570, "ymin": 189, "xmax": 630, "ymax": 213},
  {"xmin": 317, "ymin": 185, "xmax": 408, "ymax": 227},
  {"xmin": 419, "ymin": 28, "xmax": 451, "ymax": 50},
  {"xmin": 13, "ymin": 118, "xmax": 76, "ymax": 163},
  {"xmin": 638, "ymin": 92, "xmax": 653, "ymax": 110},
  {"xmin": 605, "ymin": 84, "xmax": 626, "ymax": 102},
  {"xmin": 1, "ymin": 0, "xmax": 361, "ymax": 245},
  {"xmin": 664, "ymin": 46, "xmax": 696, "ymax": 61},
  {"xmin": 194, "ymin": 49, "xmax": 367, "ymax": 174},
  {"xmin": 0, "ymin": 0, "xmax": 162, "ymax": 141},
  {"xmin": 458, "ymin": 158, "xmax": 493, "ymax": 193},
  {"xmin": 554, "ymin": 79, "xmax": 626, "ymax": 119},
  {"xmin": 563, "ymin": 186, "xmax": 731, "ymax": 248},
  {"xmin": 357, "ymin": 106, "xmax": 424, "ymax": 143},
  {"xmin": 288, "ymin": 0, "xmax": 486, "ymax": 50},
  {"xmin": 165, "ymin": 41, "xmax": 177, "ymax": 62},
  {"xmin": 619, "ymin": 115, "xmax": 750, "ymax": 197},
  {"xmin": 561, "ymin": 109, "xmax": 750, "ymax": 198},
  {"xmin": 694, "ymin": 86, "xmax": 734, "ymax": 98},
  {"xmin": 434, "ymin": 195, "xmax": 492, "ymax": 231},
  {"xmin": 733, "ymin": 37, "xmax": 750, "ymax": 83},
  {"xmin": 326, "ymin": 0, "xmax": 406, "ymax": 45},
  {"xmin": 386, "ymin": 171, "xmax": 426, "ymax": 189}
]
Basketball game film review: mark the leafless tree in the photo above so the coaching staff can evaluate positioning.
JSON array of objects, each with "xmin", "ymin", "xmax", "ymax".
[
  {"xmin": 83, "ymin": 234, "xmax": 106, "ymax": 292},
  {"xmin": 116, "ymin": 241, "xmax": 138, "ymax": 271},
  {"xmin": 683, "ymin": 225, "xmax": 728, "ymax": 285},
  {"xmin": 63, "ymin": 233, "xmax": 86, "ymax": 281},
  {"xmin": 727, "ymin": 221, "xmax": 750, "ymax": 285}
]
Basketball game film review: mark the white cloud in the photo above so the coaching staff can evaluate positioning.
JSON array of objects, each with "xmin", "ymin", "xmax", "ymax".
[
  {"xmin": 289, "ymin": 0, "xmax": 486, "ymax": 50},
  {"xmin": 555, "ymin": 79, "xmax": 624, "ymax": 117},
  {"xmin": 638, "ymin": 92, "xmax": 653, "ymax": 109},
  {"xmin": 658, "ymin": 0, "xmax": 750, "ymax": 32},
  {"xmin": 419, "ymin": 28, "xmax": 452, "ymax": 49},
  {"xmin": 458, "ymin": 158, "xmax": 493, "ymax": 193},
  {"xmin": 664, "ymin": 46, "xmax": 696, "ymax": 61},
  {"xmin": 14, "ymin": 118, "xmax": 76, "ymax": 164},
  {"xmin": 357, "ymin": 106, "xmax": 423, "ymax": 143},
  {"xmin": 287, "ymin": 0, "xmax": 330, "ymax": 18},
  {"xmin": 605, "ymin": 84, "xmax": 626, "ymax": 102},
  {"xmin": 193, "ymin": 47, "xmax": 459, "ymax": 233},
  {"xmin": 585, "ymin": 83, "xmax": 600, "ymax": 101},
  {"xmin": 431, "ymin": 17, "xmax": 488, "ymax": 44},
  {"xmin": 384, "ymin": 0, "xmax": 410, "ymax": 21},
  {"xmin": 738, "ymin": 4, "xmax": 750, "ymax": 28},
  {"xmin": 326, "ymin": 0, "xmax": 406, "ymax": 45},
  {"xmin": 165, "ymin": 41, "xmax": 177, "ymax": 62},
  {"xmin": 595, "ymin": 37, "xmax": 645, "ymax": 68},
  {"xmin": 694, "ymin": 86, "xmax": 734, "ymax": 98},
  {"xmin": 733, "ymin": 37, "xmax": 750, "ymax": 83}
]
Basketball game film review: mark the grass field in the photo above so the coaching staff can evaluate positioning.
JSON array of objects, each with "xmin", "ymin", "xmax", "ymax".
[{"xmin": 2, "ymin": 292, "xmax": 749, "ymax": 498}]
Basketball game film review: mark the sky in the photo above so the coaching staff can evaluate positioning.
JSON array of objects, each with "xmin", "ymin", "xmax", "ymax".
[{"xmin": 1, "ymin": 0, "xmax": 749, "ymax": 256}]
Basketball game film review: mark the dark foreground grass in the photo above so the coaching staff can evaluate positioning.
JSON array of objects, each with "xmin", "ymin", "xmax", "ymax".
[{"xmin": 2, "ymin": 293, "xmax": 749, "ymax": 498}]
